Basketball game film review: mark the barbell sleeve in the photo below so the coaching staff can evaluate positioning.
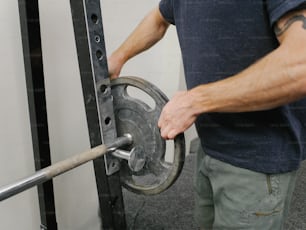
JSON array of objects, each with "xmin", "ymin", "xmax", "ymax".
[{"xmin": 0, "ymin": 135, "xmax": 132, "ymax": 202}]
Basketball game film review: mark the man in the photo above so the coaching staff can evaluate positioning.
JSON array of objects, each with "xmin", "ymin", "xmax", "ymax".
[{"xmin": 108, "ymin": 1, "xmax": 306, "ymax": 229}]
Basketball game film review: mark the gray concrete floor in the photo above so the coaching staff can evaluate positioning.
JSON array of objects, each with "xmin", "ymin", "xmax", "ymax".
[
  {"xmin": 284, "ymin": 160, "xmax": 306, "ymax": 230},
  {"xmin": 124, "ymin": 151, "xmax": 306, "ymax": 230}
]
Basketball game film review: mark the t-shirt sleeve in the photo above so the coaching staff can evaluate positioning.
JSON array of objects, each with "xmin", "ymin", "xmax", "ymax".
[
  {"xmin": 159, "ymin": 0, "xmax": 175, "ymax": 24},
  {"xmin": 267, "ymin": 0, "xmax": 306, "ymax": 25}
]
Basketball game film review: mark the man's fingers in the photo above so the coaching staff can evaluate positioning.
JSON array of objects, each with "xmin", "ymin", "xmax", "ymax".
[{"xmin": 158, "ymin": 117, "xmax": 179, "ymax": 140}]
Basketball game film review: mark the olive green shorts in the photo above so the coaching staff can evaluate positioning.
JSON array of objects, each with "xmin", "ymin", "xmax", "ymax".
[{"xmin": 194, "ymin": 147, "xmax": 297, "ymax": 230}]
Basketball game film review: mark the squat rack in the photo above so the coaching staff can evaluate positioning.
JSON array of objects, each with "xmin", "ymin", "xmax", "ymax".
[{"xmin": 18, "ymin": 0, "xmax": 126, "ymax": 229}]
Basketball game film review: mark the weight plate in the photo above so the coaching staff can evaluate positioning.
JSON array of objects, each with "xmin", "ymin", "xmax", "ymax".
[{"xmin": 111, "ymin": 76, "xmax": 185, "ymax": 195}]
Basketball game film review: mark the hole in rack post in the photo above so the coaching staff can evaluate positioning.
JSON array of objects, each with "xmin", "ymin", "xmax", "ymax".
[
  {"xmin": 96, "ymin": 50, "xmax": 103, "ymax": 60},
  {"xmin": 100, "ymin": 84, "xmax": 108, "ymax": 94},
  {"xmin": 105, "ymin": 117, "xmax": 111, "ymax": 125},
  {"xmin": 91, "ymin": 14, "xmax": 99, "ymax": 24}
]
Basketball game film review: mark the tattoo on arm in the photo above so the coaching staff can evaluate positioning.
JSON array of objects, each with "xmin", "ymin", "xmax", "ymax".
[{"xmin": 274, "ymin": 14, "xmax": 306, "ymax": 36}]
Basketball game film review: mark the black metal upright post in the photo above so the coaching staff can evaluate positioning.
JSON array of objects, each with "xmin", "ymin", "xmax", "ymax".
[
  {"xmin": 70, "ymin": 0, "xmax": 126, "ymax": 229},
  {"xmin": 18, "ymin": 1, "xmax": 58, "ymax": 229}
]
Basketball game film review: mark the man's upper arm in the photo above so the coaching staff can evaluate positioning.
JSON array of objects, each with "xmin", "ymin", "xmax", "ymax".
[
  {"xmin": 264, "ymin": 0, "xmax": 306, "ymax": 45},
  {"xmin": 271, "ymin": 5, "xmax": 306, "ymax": 96},
  {"xmin": 274, "ymin": 7, "xmax": 306, "ymax": 44},
  {"xmin": 159, "ymin": 0, "xmax": 175, "ymax": 25},
  {"xmin": 154, "ymin": 6, "xmax": 171, "ymax": 29}
]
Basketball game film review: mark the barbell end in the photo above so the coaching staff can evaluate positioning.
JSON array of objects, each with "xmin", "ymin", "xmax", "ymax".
[{"xmin": 0, "ymin": 171, "xmax": 46, "ymax": 202}]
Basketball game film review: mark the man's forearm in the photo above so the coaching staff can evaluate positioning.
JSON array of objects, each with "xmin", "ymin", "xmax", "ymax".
[
  {"xmin": 190, "ymin": 48, "xmax": 306, "ymax": 114},
  {"xmin": 109, "ymin": 7, "xmax": 169, "ymax": 68},
  {"xmin": 189, "ymin": 14, "xmax": 306, "ymax": 115}
]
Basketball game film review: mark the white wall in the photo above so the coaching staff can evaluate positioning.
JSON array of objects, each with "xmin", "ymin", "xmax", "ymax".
[
  {"xmin": 0, "ymin": 1, "xmax": 41, "ymax": 229},
  {"xmin": 0, "ymin": 0, "xmax": 197, "ymax": 229}
]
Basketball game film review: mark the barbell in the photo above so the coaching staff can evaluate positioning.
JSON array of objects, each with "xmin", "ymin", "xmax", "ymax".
[
  {"xmin": 0, "ymin": 76, "xmax": 185, "ymax": 201},
  {"xmin": 0, "ymin": 135, "xmax": 131, "ymax": 202}
]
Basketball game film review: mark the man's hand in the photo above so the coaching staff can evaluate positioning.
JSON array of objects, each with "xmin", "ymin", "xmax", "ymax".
[
  {"xmin": 158, "ymin": 91, "xmax": 199, "ymax": 139},
  {"xmin": 108, "ymin": 53, "xmax": 124, "ymax": 79}
]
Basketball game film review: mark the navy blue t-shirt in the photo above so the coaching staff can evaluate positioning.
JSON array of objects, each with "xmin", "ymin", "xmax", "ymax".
[{"xmin": 159, "ymin": 0, "xmax": 306, "ymax": 173}]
